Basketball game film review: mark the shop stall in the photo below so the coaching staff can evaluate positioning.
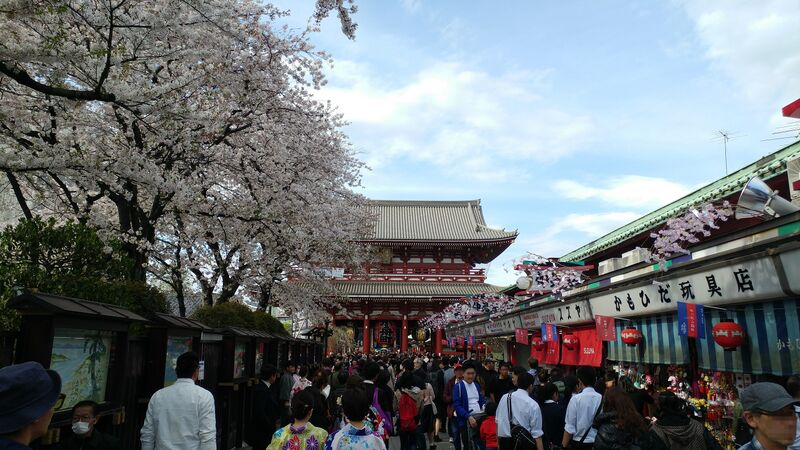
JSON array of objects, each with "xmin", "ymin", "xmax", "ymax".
[{"xmin": 8, "ymin": 292, "xmax": 146, "ymax": 446}]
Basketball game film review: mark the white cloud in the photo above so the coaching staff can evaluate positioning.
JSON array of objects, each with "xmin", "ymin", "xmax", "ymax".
[
  {"xmin": 554, "ymin": 175, "xmax": 692, "ymax": 209},
  {"xmin": 682, "ymin": 0, "xmax": 800, "ymax": 105},
  {"xmin": 318, "ymin": 61, "xmax": 595, "ymax": 178}
]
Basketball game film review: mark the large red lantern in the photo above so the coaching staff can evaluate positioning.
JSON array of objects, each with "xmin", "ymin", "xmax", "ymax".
[
  {"xmin": 712, "ymin": 320, "xmax": 745, "ymax": 350},
  {"xmin": 531, "ymin": 336, "xmax": 545, "ymax": 351},
  {"xmin": 563, "ymin": 334, "xmax": 579, "ymax": 351},
  {"xmin": 621, "ymin": 328, "xmax": 643, "ymax": 346}
]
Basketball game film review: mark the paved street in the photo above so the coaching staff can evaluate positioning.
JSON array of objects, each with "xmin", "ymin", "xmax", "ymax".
[{"xmin": 388, "ymin": 432, "xmax": 455, "ymax": 450}]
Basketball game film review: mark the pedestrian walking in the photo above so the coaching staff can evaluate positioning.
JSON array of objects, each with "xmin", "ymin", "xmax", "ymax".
[
  {"xmin": 325, "ymin": 386, "xmax": 387, "ymax": 450},
  {"xmin": 786, "ymin": 375, "xmax": 800, "ymax": 450},
  {"xmin": 445, "ymin": 364, "xmax": 465, "ymax": 450},
  {"xmin": 453, "ymin": 362, "xmax": 487, "ymax": 450},
  {"xmin": 141, "ymin": 352, "xmax": 216, "ymax": 450},
  {"xmin": 62, "ymin": 400, "xmax": 121, "ymax": 450},
  {"xmin": 591, "ymin": 387, "xmax": 667, "ymax": 450},
  {"xmin": 279, "ymin": 362, "xmax": 297, "ymax": 426},
  {"xmin": 0, "ymin": 361, "xmax": 62, "ymax": 450},
  {"xmin": 291, "ymin": 366, "xmax": 313, "ymax": 401},
  {"xmin": 307, "ymin": 374, "xmax": 331, "ymax": 431},
  {"xmin": 560, "ymin": 367, "xmax": 602, "ymax": 450},
  {"xmin": 248, "ymin": 364, "xmax": 280, "ymax": 450},
  {"xmin": 736, "ymin": 383, "xmax": 798, "ymax": 450},
  {"xmin": 488, "ymin": 363, "xmax": 513, "ymax": 404},
  {"xmin": 538, "ymin": 383, "xmax": 566, "ymax": 450},
  {"xmin": 267, "ymin": 390, "xmax": 328, "ymax": 450},
  {"xmin": 479, "ymin": 402, "xmax": 498, "ymax": 450},
  {"xmin": 495, "ymin": 373, "xmax": 544, "ymax": 450},
  {"xmin": 650, "ymin": 392, "xmax": 723, "ymax": 450}
]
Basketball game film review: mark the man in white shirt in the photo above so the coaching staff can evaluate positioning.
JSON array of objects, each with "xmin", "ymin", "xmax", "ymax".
[
  {"xmin": 141, "ymin": 352, "xmax": 216, "ymax": 450},
  {"xmin": 561, "ymin": 367, "xmax": 602, "ymax": 450},
  {"xmin": 496, "ymin": 372, "xmax": 544, "ymax": 450}
]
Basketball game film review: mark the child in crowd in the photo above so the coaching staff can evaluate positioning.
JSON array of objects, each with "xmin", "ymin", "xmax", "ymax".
[{"xmin": 479, "ymin": 402, "xmax": 498, "ymax": 450}]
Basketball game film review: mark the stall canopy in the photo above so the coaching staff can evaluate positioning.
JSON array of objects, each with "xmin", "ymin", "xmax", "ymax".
[
  {"xmin": 697, "ymin": 299, "xmax": 800, "ymax": 376},
  {"xmin": 560, "ymin": 328, "xmax": 602, "ymax": 367},
  {"xmin": 607, "ymin": 314, "xmax": 689, "ymax": 364}
]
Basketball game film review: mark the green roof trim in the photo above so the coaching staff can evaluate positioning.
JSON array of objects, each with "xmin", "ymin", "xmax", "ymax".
[
  {"xmin": 778, "ymin": 221, "xmax": 800, "ymax": 236},
  {"xmin": 561, "ymin": 140, "xmax": 800, "ymax": 262}
]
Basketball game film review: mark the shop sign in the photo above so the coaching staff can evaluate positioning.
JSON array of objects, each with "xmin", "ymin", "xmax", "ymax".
[
  {"xmin": 484, "ymin": 316, "xmax": 523, "ymax": 334},
  {"xmin": 520, "ymin": 299, "xmax": 592, "ymax": 328},
  {"xmin": 590, "ymin": 256, "xmax": 783, "ymax": 318},
  {"xmin": 779, "ymin": 248, "xmax": 800, "ymax": 294}
]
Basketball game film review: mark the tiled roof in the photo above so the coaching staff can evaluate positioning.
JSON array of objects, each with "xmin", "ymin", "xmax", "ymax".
[
  {"xmin": 366, "ymin": 200, "xmax": 517, "ymax": 242},
  {"xmin": 561, "ymin": 140, "xmax": 800, "ymax": 262},
  {"xmin": 332, "ymin": 281, "xmax": 501, "ymax": 297}
]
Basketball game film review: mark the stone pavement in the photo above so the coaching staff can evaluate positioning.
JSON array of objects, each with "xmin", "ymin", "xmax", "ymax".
[{"xmin": 387, "ymin": 431, "xmax": 456, "ymax": 450}]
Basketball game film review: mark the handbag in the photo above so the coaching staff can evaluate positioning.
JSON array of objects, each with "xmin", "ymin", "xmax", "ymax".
[{"xmin": 508, "ymin": 391, "xmax": 536, "ymax": 450}]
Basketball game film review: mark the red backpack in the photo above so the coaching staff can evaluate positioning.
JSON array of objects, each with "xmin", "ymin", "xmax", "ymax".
[{"xmin": 398, "ymin": 392, "xmax": 418, "ymax": 431}]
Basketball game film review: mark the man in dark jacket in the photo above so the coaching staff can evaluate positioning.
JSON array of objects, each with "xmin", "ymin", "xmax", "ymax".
[
  {"xmin": 61, "ymin": 400, "xmax": 120, "ymax": 450},
  {"xmin": 363, "ymin": 362, "xmax": 393, "ymax": 417},
  {"xmin": 539, "ymin": 383, "xmax": 566, "ymax": 450},
  {"xmin": 249, "ymin": 365, "xmax": 280, "ymax": 450},
  {"xmin": 278, "ymin": 361, "xmax": 296, "ymax": 426}
]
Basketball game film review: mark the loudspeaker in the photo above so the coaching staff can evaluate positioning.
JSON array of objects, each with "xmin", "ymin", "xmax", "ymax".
[{"xmin": 735, "ymin": 176, "xmax": 800, "ymax": 219}]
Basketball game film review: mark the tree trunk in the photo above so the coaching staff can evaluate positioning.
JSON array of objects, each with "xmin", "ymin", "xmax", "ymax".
[{"xmin": 257, "ymin": 282, "xmax": 273, "ymax": 311}]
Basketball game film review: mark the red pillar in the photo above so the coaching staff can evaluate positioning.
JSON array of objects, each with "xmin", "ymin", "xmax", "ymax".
[
  {"xmin": 362, "ymin": 315, "xmax": 370, "ymax": 354},
  {"xmin": 434, "ymin": 328, "xmax": 443, "ymax": 355},
  {"xmin": 401, "ymin": 315, "xmax": 409, "ymax": 352}
]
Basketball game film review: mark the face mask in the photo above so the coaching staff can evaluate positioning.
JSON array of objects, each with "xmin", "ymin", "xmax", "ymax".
[{"xmin": 72, "ymin": 421, "xmax": 91, "ymax": 435}]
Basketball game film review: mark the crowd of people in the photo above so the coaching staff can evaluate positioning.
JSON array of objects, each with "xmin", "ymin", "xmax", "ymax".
[{"xmin": 0, "ymin": 352, "xmax": 798, "ymax": 450}]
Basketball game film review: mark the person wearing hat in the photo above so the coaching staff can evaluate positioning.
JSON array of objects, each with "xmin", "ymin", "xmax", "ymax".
[
  {"xmin": 140, "ymin": 352, "xmax": 216, "ymax": 450},
  {"xmin": 738, "ymin": 382, "xmax": 799, "ymax": 450},
  {"xmin": 0, "ymin": 361, "xmax": 62, "ymax": 450}
]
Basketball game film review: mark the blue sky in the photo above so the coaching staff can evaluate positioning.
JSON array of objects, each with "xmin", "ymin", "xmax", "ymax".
[{"xmin": 275, "ymin": 1, "xmax": 800, "ymax": 286}]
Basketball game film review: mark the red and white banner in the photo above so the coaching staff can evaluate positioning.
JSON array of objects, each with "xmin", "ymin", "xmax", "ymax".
[
  {"xmin": 595, "ymin": 315, "xmax": 617, "ymax": 342},
  {"xmin": 515, "ymin": 328, "xmax": 529, "ymax": 345},
  {"xmin": 783, "ymin": 98, "xmax": 800, "ymax": 118}
]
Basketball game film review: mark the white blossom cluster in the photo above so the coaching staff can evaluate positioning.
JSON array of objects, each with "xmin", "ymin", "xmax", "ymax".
[
  {"xmin": 419, "ymin": 293, "xmax": 517, "ymax": 330},
  {"xmin": 0, "ymin": 1, "xmax": 370, "ymax": 320},
  {"xmin": 645, "ymin": 202, "xmax": 733, "ymax": 271},
  {"xmin": 511, "ymin": 252, "xmax": 586, "ymax": 300}
]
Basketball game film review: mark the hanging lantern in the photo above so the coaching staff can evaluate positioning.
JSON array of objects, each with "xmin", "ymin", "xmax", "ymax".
[
  {"xmin": 416, "ymin": 328, "xmax": 427, "ymax": 342},
  {"xmin": 477, "ymin": 342, "xmax": 486, "ymax": 350},
  {"xmin": 712, "ymin": 320, "xmax": 746, "ymax": 350},
  {"xmin": 621, "ymin": 328, "xmax": 643, "ymax": 346},
  {"xmin": 563, "ymin": 334, "xmax": 579, "ymax": 350},
  {"xmin": 531, "ymin": 336, "xmax": 545, "ymax": 351},
  {"xmin": 346, "ymin": 328, "xmax": 355, "ymax": 340}
]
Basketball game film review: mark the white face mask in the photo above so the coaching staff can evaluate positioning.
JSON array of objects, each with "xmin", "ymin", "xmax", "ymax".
[{"xmin": 72, "ymin": 421, "xmax": 91, "ymax": 435}]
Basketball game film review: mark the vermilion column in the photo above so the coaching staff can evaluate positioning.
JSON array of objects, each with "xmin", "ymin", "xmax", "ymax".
[
  {"xmin": 434, "ymin": 328, "xmax": 443, "ymax": 355},
  {"xmin": 401, "ymin": 315, "xmax": 409, "ymax": 352},
  {"xmin": 362, "ymin": 315, "xmax": 370, "ymax": 354}
]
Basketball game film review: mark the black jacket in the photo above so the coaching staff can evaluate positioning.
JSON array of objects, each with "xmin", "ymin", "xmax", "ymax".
[
  {"xmin": 60, "ymin": 429, "xmax": 121, "ymax": 450},
  {"xmin": 249, "ymin": 381, "xmax": 280, "ymax": 450},
  {"xmin": 540, "ymin": 401, "xmax": 566, "ymax": 449},
  {"xmin": 307, "ymin": 386, "xmax": 330, "ymax": 431},
  {"xmin": 650, "ymin": 414, "xmax": 724, "ymax": 450},
  {"xmin": 593, "ymin": 412, "xmax": 668, "ymax": 450},
  {"xmin": 363, "ymin": 381, "xmax": 393, "ymax": 415}
]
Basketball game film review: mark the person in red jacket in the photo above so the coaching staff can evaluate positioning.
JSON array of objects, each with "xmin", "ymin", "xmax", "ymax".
[{"xmin": 480, "ymin": 402, "xmax": 499, "ymax": 450}]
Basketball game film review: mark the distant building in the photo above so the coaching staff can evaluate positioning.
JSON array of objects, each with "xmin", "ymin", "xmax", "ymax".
[{"xmin": 329, "ymin": 199, "xmax": 517, "ymax": 354}]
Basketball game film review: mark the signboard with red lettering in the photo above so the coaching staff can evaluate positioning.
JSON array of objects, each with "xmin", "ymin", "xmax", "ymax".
[{"xmin": 595, "ymin": 315, "xmax": 617, "ymax": 341}]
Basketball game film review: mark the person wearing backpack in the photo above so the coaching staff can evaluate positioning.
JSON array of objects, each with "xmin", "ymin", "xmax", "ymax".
[
  {"xmin": 396, "ymin": 368, "xmax": 425, "ymax": 450},
  {"xmin": 592, "ymin": 388, "xmax": 667, "ymax": 450}
]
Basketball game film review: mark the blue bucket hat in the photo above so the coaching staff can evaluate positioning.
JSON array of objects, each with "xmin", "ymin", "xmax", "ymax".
[{"xmin": 0, "ymin": 361, "xmax": 62, "ymax": 434}]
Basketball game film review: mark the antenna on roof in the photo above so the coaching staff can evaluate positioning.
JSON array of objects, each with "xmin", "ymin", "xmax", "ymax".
[
  {"xmin": 761, "ymin": 122, "xmax": 800, "ymax": 143},
  {"xmin": 712, "ymin": 130, "xmax": 742, "ymax": 175}
]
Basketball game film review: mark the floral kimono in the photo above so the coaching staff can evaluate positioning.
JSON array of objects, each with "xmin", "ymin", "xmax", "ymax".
[
  {"xmin": 267, "ymin": 423, "xmax": 328, "ymax": 450},
  {"xmin": 324, "ymin": 422, "xmax": 386, "ymax": 450}
]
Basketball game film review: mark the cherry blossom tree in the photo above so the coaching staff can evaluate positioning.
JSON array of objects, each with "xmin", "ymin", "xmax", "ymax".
[{"xmin": 0, "ymin": 0, "xmax": 369, "ymax": 318}]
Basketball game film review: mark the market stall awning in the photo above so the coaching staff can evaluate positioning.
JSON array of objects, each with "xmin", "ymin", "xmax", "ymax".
[
  {"xmin": 607, "ymin": 314, "xmax": 689, "ymax": 365},
  {"xmin": 697, "ymin": 299, "xmax": 800, "ymax": 376}
]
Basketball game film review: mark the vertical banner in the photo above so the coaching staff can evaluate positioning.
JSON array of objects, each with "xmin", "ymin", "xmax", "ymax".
[
  {"xmin": 595, "ymin": 315, "xmax": 617, "ymax": 341},
  {"xmin": 515, "ymin": 328, "xmax": 528, "ymax": 344},
  {"xmin": 541, "ymin": 323, "xmax": 558, "ymax": 343},
  {"xmin": 678, "ymin": 302, "xmax": 706, "ymax": 338},
  {"xmin": 467, "ymin": 336, "xmax": 475, "ymax": 346},
  {"xmin": 456, "ymin": 336, "xmax": 465, "ymax": 347}
]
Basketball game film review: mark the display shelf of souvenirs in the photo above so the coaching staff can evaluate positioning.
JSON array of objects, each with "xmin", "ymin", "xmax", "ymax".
[{"xmin": 695, "ymin": 371, "xmax": 739, "ymax": 450}]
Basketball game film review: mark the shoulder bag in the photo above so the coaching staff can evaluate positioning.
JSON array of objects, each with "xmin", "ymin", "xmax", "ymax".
[{"xmin": 508, "ymin": 390, "xmax": 536, "ymax": 450}]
